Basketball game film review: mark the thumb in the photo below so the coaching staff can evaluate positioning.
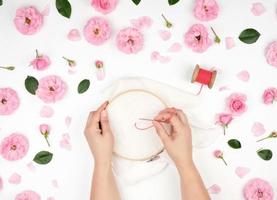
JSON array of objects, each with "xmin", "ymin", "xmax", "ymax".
[
  {"xmin": 153, "ymin": 121, "xmax": 170, "ymax": 144},
  {"xmin": 100, "ymin": 109, "xmax": 111, "ymax": 135}
]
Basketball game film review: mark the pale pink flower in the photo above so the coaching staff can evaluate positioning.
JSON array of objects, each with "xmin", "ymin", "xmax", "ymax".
[
  {"xmin": 237, "ymin": 70, "xmax": 250, "ymax": 82},
  {"xmin": 243, "ymin": 178, "xmax": 273, "ymax": 200},
  {"xmin": 14, "ymin": 6, "xmax": 44, "ymax": 35},
  {"xmin": 9, "ymin": 173, "xmax": 21, "ymax": 184},
  {"xmin": 265, "ymin": 41, "xmax": 277, "ymax": 67},
  {"xmin": 213, "ymin": 150, "xmax": 227, "ymax": 165},
  {"xmin": 225, "ymin": 37, "xmax": 235, "ymax": 49},
  {"xmin": 251, "ymin": 2, "xmax": 265, "ymax": 16},
  {"xmin": 40, "ymin": 105, "xmax": 54, "ymax": 118},
  {"xmin": 235, "ymin": 167, "xmax": 250, "ymax": 178},
  {"xmin": 116, "ymin": 27, "xmax": 144, "ymax": 54},
  {"xmin": 207, "ymin": 184, "xmax": 221, "ymax": 194},
  {"xmin": 67, "ymin": 29, "xmax": 81, "ymax": 41},
  {"xmin": 0, "ymin": 133, "xmax": 29, "ymax": 161},
  {"xmin": 83, "ymin": 17, "xmax": 111, "ymax": 45},
  {"xmin": 0, "ymin": 87, "xmax": 20, "ymax": 115},
  {"xmin": 91, "ymin": 0, "xmax": 117, "ymax": 14},
  {"xmin": 216, "ymin": 113, "xmax": 233, "ymax": 135},
  {"xmin": 262, "ymin": 87, "xmax": 277, "ymax": 104},
  {"xmin": 194, "ymin": 0, "xmax": 219, "ymax": 21},
  {"xmin": 168, "ymin": 42, "xmax": 182, "ymax": 52},
  {"xmin": 15, "ymin": 190, "xmax": 41, "ymax": 200},
  {"xmin": 226, "ymin": 93, "xmax": 247, "ymax": 116},
  {"xmin": 30, "ymin": 50, "xmax": 51, "ymax": 71},
  {"xmin": 184, "ymin": 24, "xmax": 212, "ymax": 53},
  {"xmin": 158, "ymin": 30, "xmax": 171, "ymax": 41},
  {"xmin": 36, "ymin": 75, "xmax": 67, "ymax": 103},
  {"xmin": 131, "ymin": 16, "xmax": 153, "ymax": 30}
]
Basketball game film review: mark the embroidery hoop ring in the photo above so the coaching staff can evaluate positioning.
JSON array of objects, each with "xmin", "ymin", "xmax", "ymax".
[{"xmin": 107, "ymin": 89, "xmax": 168, "ymax": 162}]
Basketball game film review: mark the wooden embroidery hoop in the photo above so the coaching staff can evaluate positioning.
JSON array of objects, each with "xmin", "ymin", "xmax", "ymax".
[{"xmin": 107, "ymin": 89, "xmax": 168, "ymax": 162}]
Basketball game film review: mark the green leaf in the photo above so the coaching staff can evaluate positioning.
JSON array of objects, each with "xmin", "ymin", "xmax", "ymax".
[
  {"xmin": 33, "ymin": 151, "xmax": 53, "ymax": 164},
  {"xmin": 0, "ymin": 0, "xmax": 3, "ymax": 6},
  {"xmin": 168, "ymin": 0, "xmax": 180, "ymax": 5},
  {"xmin": 78, "ymin": 79, "xmax": 90, "ymax": 94},
  {"xmin": 25, "ymin": 76, "xmax": 39, "ymax": 95},
  {"xmin": 56, "ymin": 0, "xmax": 71, "ymax": 18},
  {"xmin": 228, "ymin": 139, "xmax": 241, "ymax": 149},
  {"xmin": 257, "ymin": 149, "xmax": 272, "ymax": 161},
  {"xmin": 239, "ymin": 28, "xmax": 260, "ymax": 44},
  {"xmin": 131, "ymin": 0, "xmax": 141, "ymax": 5}
]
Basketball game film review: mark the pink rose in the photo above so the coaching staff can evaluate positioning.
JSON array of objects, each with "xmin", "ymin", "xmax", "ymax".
[
  {"xmin": 15, "ymin": 190, "xmax": 41, "ymax": 200},
  {"xmin": 213, "ymin": 150, "xmax": 227, "ymax": 165},
  {"xmin": 30, "ymin": 50, "xmax": 51, "ymax": 71},
  {"xmin": 36, "ymin": 75, "xmax": 67, "ymax": 103},
  {"xmin": 243, "ymin": 178, "xmax": 273, "ymax": 200},
  {"xmin": 265, "ymin": 41, "xmax": 277, "ymax": 67},
  {"xmin": 0, "ymin": 133, "xmax": 29, "ymax": 161},
  {"xmin": 194, "ymin": 0, "xmax": 219, "ymax": 21},
  {"xmin": 0, "ymin": 87, "xmax": 20, "ymax": 115},
  {"xmin": 14, "ymin": 6, "xmax": 43, "ymax": 35},
  {"xmin": 39, "ymin": 124, "xmax": 50, "ymax": 135},
  {"xmin": 226, "ymin": 93, "xmax": 247, "ymax": 116},
  {"xmin": 83, "ymin": 17, "xmax": 111, "ymax": 45},
  {"xmin": 91, "ymin": 0, "xmax": 117, "ymax": 14},
  {"xmin": 216, "ymin": 113, "xmax": 233, "ymax": 135},
  {"xmin": 116, "ymin": 27, "xmax": 144, "ymax": 54},
  {"xmin": 184, "ymin": 24, "xmax": 212, "ymax": 53},
  {"xmin": 262, "ymin": 87, "xmax": 277, "ymax": 104}
]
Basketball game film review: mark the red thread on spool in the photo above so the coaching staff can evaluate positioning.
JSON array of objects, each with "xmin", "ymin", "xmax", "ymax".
[{"xmin": 191, "ymin": 64, "xmax": 217, "ymax": 95}]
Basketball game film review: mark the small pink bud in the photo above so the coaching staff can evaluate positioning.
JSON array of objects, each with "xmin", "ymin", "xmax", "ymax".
[
  {"xmin": 39, "ymin": 124, "xmax": 49, "ymax": 135},
  {"xmin": 95, "ymin": 60, "xmax": 103, "ymax": 68},
  {"xmin": 214, "ymin": 150, "xmax": 223, "ymax": 158}
]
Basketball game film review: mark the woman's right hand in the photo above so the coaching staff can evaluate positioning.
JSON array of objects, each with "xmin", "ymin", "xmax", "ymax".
[{"xmin": 153, "ymin": 108, "xmax": 193, "ymax": 169}]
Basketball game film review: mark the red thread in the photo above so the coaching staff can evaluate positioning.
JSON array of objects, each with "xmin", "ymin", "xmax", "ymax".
[
  {"xmin": 134, "ymin": 118, "xmax": 163, "ymax": 131},
  {"xmin": 195, "ymin": 68, "xmax": 213, "ymax": 85}
]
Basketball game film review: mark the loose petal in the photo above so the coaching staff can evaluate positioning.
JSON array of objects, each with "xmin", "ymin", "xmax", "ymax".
[
  {"xmin": 65, "ymin": 116, "xmax": 72, "ymax": 127},
  {"xmin": 41, "ymin": 4, "xmax": 50, "ymax": 16},
  {"xmin": 40, "ymin": 105, "xmax": 54, "ymax": 118},
  {"xmin": 67, "ymin": 29, "xmax": 81, "ymax": 41},
  {"xmin": 207, "ymin": 184, "xmax": 221, "ymax": 194},
  {"xmin": 236, "ymin": 70, "xmax": 250, "ymax": 82},
  {"xmin": 9, "ymin": 173, "xmax": 21, "ymax": 184},
  {"xmin": 168, "ymin": 42, "xmax": 182, "ymax": 52},
  {"xmin": 218, "ymin": 86, "xmax": 230, "ymax": 91},
  {"xmin": 27, "ymin": 162, "xmax": 36, "ymax": 172},
  {"xmin": 159, "ymin": 55, "xmax": 171, "ymax": 63},
  {"xmin": 0, "ymin": 176, "xmax": 3, "ymax": 191},
  {"xmin": 130, "ymin": 16, "xmax": 153, "ymax": 30},
  {"xmin": 251, "ymin": 2, "xmax": 265, "ymax": 16},
  {"xmin": 60, "ymin": 133, "xmax": 72, "ymax": 150},
  {"xmin": 235, "ymin": 167, "xmax": 250, "ymax": 178},
  {"xmin": 52, "ymin": 179, "xmax": 59, "ymax": 188},
  {"xmin": 251, "ymin": 122, "xmax": 266, "ymax": 137},
  {"xmin": 225, "ymin": 37, "xmax": 235, "ymax": 49},
  {"xmin": 47, "ymin": 197, "xmax": 56, "ymax": 200},
  {"xmin": 96, "ymin": 67, "xmax": 105, "ymax": 81},
  {"xmin": 151, "ymin": 51, "xmax": 160, "ymax": 61},
  {"xmin": 158, "ymin": 30, "xmax": 171, "ymax": 41}
]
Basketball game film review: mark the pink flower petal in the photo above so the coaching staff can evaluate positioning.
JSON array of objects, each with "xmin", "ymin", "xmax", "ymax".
[
  {"xmin": 9, "ymin": 173, "xmax": 21, "ymax": 184},
  {"xmin": 251, "ymin": 122, "xmax": 266, "ymax": 137},
  {"xmin": 0, "ymin": 176, "xmax": 3, "ymax": 191},
  {"xmin": 159, "ymin": 55, "xmax": 171, "ymax": 63},
  {"xmin": 237, "ymin": 70, "xmax": 250, "ymax": 82},
  {"xmin": 41, "ymin": 4, "xmax": 50, "ymax": 16},
  {"xmin": 67, "ymin": 29, "xmax": 81, "ymax": 41},
  {"xmin": 218, "ymin": 86, "xmax": 230, "ymax": 91},
  {"xmin": 40, "ymin": 105, "xmax": 54, "ymax": 118},
  {"xmin": 225, "ymin": 37, "xmax": 235, "ymax": 49},
  {"xmin": 168, "ymin": 42, "xmax": 182, "ymax": 52},
  {"xmin": 27, "ymin": 162, "xmax": 36, "ymax": 172},
  {"xmin": 60, "ymin": 133, "xmax": 72, "ymax": 150},
  {"xmin": 207, "ymin": 184, "xmax": 221, "ymax": 194},
  {"xmin": 251, "ymin": 2, "xmax": 265, "ymax": 16},
  {"xmin": 151, "ymin": 51, "xmax": 160, "ymax": 61},
  {"xmin": 65, "ymin": 116, "xmax": 72, "ymax": 128},
  {"xmin": 235, "ymin": 167, "xmax": 250, "ymax": 178},
  {"xmin": 130, "ymin": 16, "xmax": 153, "ymax": 30},
  {"xmin": 68, "ymin": 69, "xmax": 76, "ymax": 74},
  {"xmin": 47, "ymin": 197, "xmax": 55, "ymax": 200},
  {"xmin": 158, "ymin": 30, "xmax": 171, "ymax": 41},
  {"xmin": 52, "ymin": 179, "xmax": 59, "ymax": 188}
]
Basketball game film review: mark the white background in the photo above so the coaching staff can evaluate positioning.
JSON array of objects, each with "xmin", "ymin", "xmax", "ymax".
[{"xmin": 0, "ymin": 0, "xmax": 277, "ymax": 199}]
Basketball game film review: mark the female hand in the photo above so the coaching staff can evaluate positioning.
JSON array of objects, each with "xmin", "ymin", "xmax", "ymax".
[
  {"xmin": 153, "ymin": 108, "xmax": 193, "ymax": 169},
  {"xmin": 84, "ymin": 101, "xmax": 114, "ymax": 167}
]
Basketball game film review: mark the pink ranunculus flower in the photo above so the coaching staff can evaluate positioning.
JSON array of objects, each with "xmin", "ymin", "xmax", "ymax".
[
  {"xmin": 265, "ymin": 41, "xmax": 277, "ymax": 67},
  {"xmin": 36, "ymin": 75, "xmax": 67, "ymax": 104},
  {"xmin": 83, "ymin": 17, "xmax": 111, "ymax": 45},
  {"xmin": 116, "ymin": 27, "xmax": 144, "ymax": 54},
  {"xmin": 0, "ymin": 87, "xmax": 20, "ymax": 115},
  {"xmin": 243, "ymin": 178, "xmax": 274, "ymax": 200},
  {"xmin": 15, "ymin": 190, "xmax": 41, "ymax": 200},
  {"xmin": 226, "ymin": 93, "xmax": 247, "ymax": 116},
  {"xmin": 30, "ymin": 50, "xmax": 51, "ymax": 71},
  {"xmin": 184, "ymin": 24, "xmax": 212, "ymax": 53},
  {"xmin": 216, "ymin": 113, "xmax": 233, "ymax": 135},
  {"xmin": 262, "ymin": 87, "xmax": 277, "ymax": 104},
  {"xmin": 194, "ymin": 0, "xmax": 219, "ymax": 21},
  {"xmin": 91, "ymin": 0, "xmax": 117, "ymax": 14},
  {"xmin": 14, "ymin": 6, "xmax": 44, "ymax": 35},
  {"xmin": 0, "ymin": 133, "xmax": 29, "ymax": 161}
]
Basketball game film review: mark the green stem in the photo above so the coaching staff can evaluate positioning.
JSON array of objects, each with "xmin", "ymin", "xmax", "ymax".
[
  {"xmin": 0, "ymin": 66, "xmax": 15, "ymax": 71},
  {"xmin": 161, "ymin": 14, "xmax": 172, "ymax": 28},
  {"xmin": 256, "ymin": 136, "xmax": 270, "ymax": 142},
  {"xmin": 210, "ymin": 27, "xmax": 221, "ymax": 43},
  {"xmin": 221, "ymin": 157, "xmax": 227, "ymax": 166},
  {"xmin": 44, "ymin": 136, "xmax": 50, "ymax": 147},
  {"xmin": 35, "ymin": 49, "xmax": 39, "ymax": 58},
  {"xmin": 223, "ymin": 126, "xmax": 226, "ymax": 136},
  {"xmin": 62, "ymin": 56, "xmax": 69, "ymax": 61}
]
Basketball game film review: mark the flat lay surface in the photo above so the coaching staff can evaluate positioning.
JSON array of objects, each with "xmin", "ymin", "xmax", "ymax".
[{"xmin": 0, "ymin": 0, "xmax": 277, "ymax": 199}]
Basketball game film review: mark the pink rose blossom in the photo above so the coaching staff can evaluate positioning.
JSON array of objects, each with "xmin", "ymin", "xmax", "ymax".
[
  {"xmin": 243, "ymin": 178, "xmax": 273, "ymax": 200},
  {"xmin": 14, "ymin": 6, "xmax": 43, "ymax": 35},
  {"xmin": 225, "ymin": 37, "xmax": 235, "ymax": 49},
  {"xmin": 262, "ymin": 87, "xmax": 277, "ymax": 104},
  {"xmin": 15, "ymin": 190, "xmax": 41, "ymax": 200},
  {"xmin": 83, "ymin": 17, "xmax": 111, "ymax": 45},
  {"xmin": 235, "ymin": 167, "xmax": 250, "ymax": 178},
  {"xmin": 116, "ymin": 27, "xmax": 144, "ymax": 54},
  {"xmin": 265, "ymin": 41, "xmax": 277, "ymax": 67},
  {"xmin": 194, "ymin": 0, "xmax": 219, "ymax": 21},
  {"xmin": 207, "ymin": 184, "xmax": 221, "ymax": 194},
  {"xmin": 30, "ymin": 50, "xmax": 51, "ymax": 71},
  {"xmin": 0, "ymin": 133, "xmax": 29, "ymax": 161},
  {"xmin": 36, "ymin": 75, "xmax": 67, "ymax": 103},
  {"xmin": 184, "ymin": 24, "xmax": 212, "ymax": 53},
  {"xmin": 9, "ymin": 173, "xmax": 21, "ymax": 184},
  {"xmin": 131, "ymin": 16, "xmax": 153, "ymax": 30},
  {"xmin": 39, "ymin": 124, "xmax": 50, "ymax": 135},
  {"xmin": 251, "ymin": 2, "xmax": 265, "ymax": 16},
  {"xmin": 213, "ymin": 150, "xmax": 227, "ymax": 165},
  {"xmin": 91, "ymin": 0, "xmax": 117, "ymax": 14},
  {"xmin": 0, "ymin": 87, "xmax": 20, "ymax": 115},
  {"xmin": 216, "ymin": 113, "xmax": 233, "ymax": 135},
  {"xmin": 67, "ymin": 29, "xmax": 81, "ymax": 41},
  {"xmin": 226, "ymin": 93, "xmax": 247, "ymax": 116}
]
